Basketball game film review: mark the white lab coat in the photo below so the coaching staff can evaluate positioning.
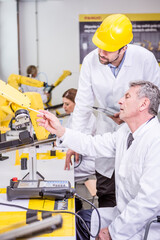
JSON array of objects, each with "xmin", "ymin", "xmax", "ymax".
[
  {"xmin": 71, "ymin": 44, "xmax": 160, "ymax": 178},
  {"xmin": 65, "ymin": 113, "xmax": 97, "ymax": 178},
  {"xmin": 59, "ymin": 117, "xmax": 160, "ymax": 240}
]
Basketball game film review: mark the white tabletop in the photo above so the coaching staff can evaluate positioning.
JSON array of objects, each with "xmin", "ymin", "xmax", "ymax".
[{"xmin": 0, "ymin": 144, "xmax": 75, "ymax": 240}]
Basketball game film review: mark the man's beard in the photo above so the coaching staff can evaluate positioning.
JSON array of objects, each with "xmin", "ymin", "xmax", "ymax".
[{"xmin": 98, "ymin": 54, "xmax": 119, "ymax": 65}]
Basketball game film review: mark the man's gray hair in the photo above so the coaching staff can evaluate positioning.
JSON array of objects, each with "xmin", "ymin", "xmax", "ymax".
[{"xmin": 129, "ymin": 80, "xmax": 160, "ymax": 115}]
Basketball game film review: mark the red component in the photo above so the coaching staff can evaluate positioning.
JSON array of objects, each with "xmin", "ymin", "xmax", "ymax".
[{"xmin": 12, "ymin": 177, "xmax": 18, "ymax": 182}]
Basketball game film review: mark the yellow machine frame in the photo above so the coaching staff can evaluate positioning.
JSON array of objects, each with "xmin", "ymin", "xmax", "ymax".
[{"xmin": 0, "ymin": 80, "xmax": 49, "ymax": 140}]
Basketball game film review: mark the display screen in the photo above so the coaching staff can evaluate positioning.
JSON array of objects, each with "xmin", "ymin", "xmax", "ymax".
[
  {"xmin": 18, "ymin": 180, "xmax": 38, "ymax": 188},
  {"xmin": 39, "ymin": 180, "xmax": 69, "ymax": 188}
]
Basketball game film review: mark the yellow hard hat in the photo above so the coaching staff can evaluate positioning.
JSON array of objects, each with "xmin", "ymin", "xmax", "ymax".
[{"xmin": 92, "ymin": 14, "xmax": 133, "ymax": 52}]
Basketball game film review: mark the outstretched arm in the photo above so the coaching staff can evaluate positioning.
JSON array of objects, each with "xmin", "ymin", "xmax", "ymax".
[
  {"xmin": 37, "ymin": 110, "xmax": 116, "ymax": 160},
  {"xmin": 37, "ymin": 110, "xmax": 65, "ymax": 137}
]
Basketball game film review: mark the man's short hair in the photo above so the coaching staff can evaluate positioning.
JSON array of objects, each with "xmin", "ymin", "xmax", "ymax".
[{"xmin": 129, "ymin": 80, "xmax": 160, "ymax": 115}]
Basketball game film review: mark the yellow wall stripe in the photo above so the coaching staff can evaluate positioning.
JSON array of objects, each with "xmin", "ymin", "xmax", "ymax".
[{"xmin": 79, "ymin": 13, "xmax": 160, "ymax": 22}]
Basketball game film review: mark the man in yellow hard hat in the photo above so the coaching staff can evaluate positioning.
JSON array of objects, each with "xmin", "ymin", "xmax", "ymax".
[{"xmin": 64, "ymin": 14, "xmax": 160, "ymax": 209}]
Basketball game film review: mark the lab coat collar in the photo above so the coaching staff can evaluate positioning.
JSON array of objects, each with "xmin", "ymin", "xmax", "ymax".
[
  {"xmin": 123, "ymin": 116, "xmax": 158, "ymax": 141},
  {"xmin": 122, "ymin": 44, "xmax": 132, "ymax": 67},
  {"xmin": 132, "ymin": 116, "xmax": 158, "ymax": 139},
  {"xmin": 118, "ymin": 116, "xmax": 159, "ymax": 179}
]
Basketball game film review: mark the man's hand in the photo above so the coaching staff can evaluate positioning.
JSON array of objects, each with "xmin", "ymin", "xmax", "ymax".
[
  {"xmin": 96, "ymin": 227, "xmax": 112, "ymax": 240},
  {"xmin": 109, "ymin": 112, "xmax": 124, "ymax": 125},
  {"xmin": 37, "ymin": 110, "xmax": 65, "ymax": 137},
  {"xmin": 64, "ymin": 149, "xmax": 79, "ymax": 170}
]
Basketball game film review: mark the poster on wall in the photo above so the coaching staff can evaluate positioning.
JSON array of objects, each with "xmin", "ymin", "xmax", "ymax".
[{"xmin": 79, "ymin": 13, "xmax": 160, "ymax": 65}]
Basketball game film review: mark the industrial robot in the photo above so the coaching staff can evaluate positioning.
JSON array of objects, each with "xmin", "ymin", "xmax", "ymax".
[
  {"xmin": 0, "ymin": 79, "xmax": 53, "ymax": 162},
  {"xmin": 0, "ymin": 79, "xmax": 50, "ymax": 141},
  {"xmin": 0, "ymin": 80, "xmax": 74, "ymax": 236},
  {"xmin": 8, "ymin": 70, "xmax": 72, "ymax": 107}
]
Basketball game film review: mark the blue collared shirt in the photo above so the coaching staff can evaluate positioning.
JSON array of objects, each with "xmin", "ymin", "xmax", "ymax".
[{"xmin": 108, "ymin": 51, "xmax": 126, "ymax": 78}]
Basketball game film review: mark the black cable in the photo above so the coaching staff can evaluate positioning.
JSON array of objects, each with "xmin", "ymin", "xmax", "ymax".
[
  {"xmin": 0, "ymin": 202, "xmax": 89, "ymax": 235},
  {"xmin": 0, "ymin": 194, "xmax": 101, "ymax": 239},
  {"xmin": 44, "ymin": 103, "xmax": 63, "ymax": 110},
  {"xmin": 75, "ymin": 193, "xmax": 101, "ymax": 238}
]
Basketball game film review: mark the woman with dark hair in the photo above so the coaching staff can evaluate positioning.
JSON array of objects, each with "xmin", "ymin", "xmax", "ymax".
[
  {"xmin": 62, "ymin": 88, "xmax": 97, "ymax": 144},
  {"xmin": 62, "ymin": 88, "xmax": 77, "ymax": 124}
]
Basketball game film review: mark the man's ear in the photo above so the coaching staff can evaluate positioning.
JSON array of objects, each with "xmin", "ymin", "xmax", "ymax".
[
  {"xmin": 119, "ymin": 46, "xmax": 127, "ymax": 55},
  {"xmin": 139, "ymin": 98, "xmax": 150, "ymax": 112}
]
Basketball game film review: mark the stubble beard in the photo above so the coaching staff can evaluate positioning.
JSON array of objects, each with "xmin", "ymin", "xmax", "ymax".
[{"xmin": 98, "ymin": 55, "xmax": 110, "ymax": 65}]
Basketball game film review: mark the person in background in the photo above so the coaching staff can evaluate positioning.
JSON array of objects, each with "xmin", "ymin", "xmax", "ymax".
[
  {"xmin": 62, "ymin": 88, "xmax": 97, "ymax": 210},
  {"xmin": 64, "ymin": 14, "xmax": 160, "ymax": 208},
  {"xmin": 62, "ymin": 88, "xmax": 97, "ymax": 140},
  {"xmin": 21, "ymin": 65, "xmax": 50, "ymax": 104},
  {"xmin": 62, "ymin": 88, "xmax": 78, "ymax": 128},
  {"xmin": 37, "ymin": 80, "xmax": 160, "ymax": 240}
]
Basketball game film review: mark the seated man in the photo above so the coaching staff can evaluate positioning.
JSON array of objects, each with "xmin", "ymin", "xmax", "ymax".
[{"xmin": 37, "ymin": 80, "xmax": 160, "ymax": 240}]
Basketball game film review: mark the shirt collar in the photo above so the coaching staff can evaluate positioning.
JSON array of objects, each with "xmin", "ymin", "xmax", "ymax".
[
  {"xmin": 108, "ymin": 51, "xmax": 127, "ymax": 77},
  {"xmin": 108, "ymin": 50, "xmax": 126, "ymax": 69}
]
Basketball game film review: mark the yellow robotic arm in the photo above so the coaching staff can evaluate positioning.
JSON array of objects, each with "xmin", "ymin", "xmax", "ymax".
[
  {"xmin": 8, "ymin": 74, "xmax": 45, "ymax": 91},
  {"xmin": 0, "ymin": 95, "xmax": 14, "ymax": 134},
  {"xmin": 53, "ymin": 70, "xmax": 72, "ymax": 88},
  {"xmin": 0, "ymin": 80, "xmax": 49, "ymax": 140},
  {"xmin": 44, "ymin": 70, "xmax": 72, "ymax": 106},
  {"xmin": 7, "ymin": 70, "xmax": 72, "ymax": 108},
  {"xmin": 0, "ymin": 80, "xmax": 31, "ymax": 107},
  {"xmin": 0, "ymin": 80, "xmax": 30, "ymax": 134},
  {"xmin": 8, "ymin": 70, "xmax": 71, "ymax": 91}
]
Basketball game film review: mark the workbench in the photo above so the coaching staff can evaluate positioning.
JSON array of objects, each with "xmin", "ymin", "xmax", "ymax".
[{"xmin": 0, "ymin": 145, "xmax": 75, "ymax": 240}]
